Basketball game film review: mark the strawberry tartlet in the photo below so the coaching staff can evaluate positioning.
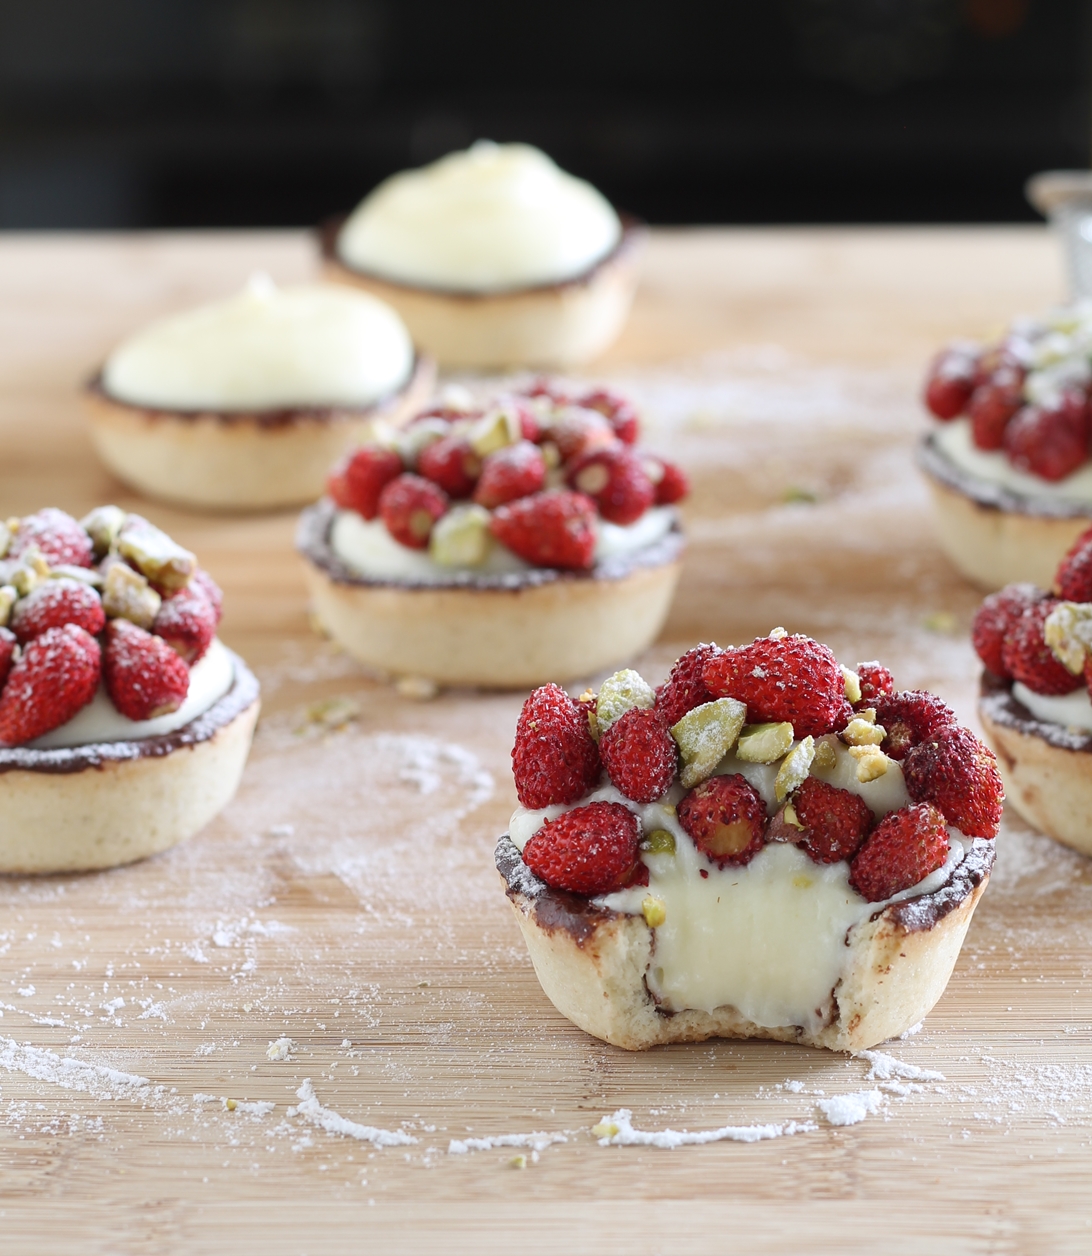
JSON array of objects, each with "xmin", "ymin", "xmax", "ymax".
[
  {"xmin": 322, "ymin": 141, "xmax": 643, "ymax": 370},
  {"xmin": 0, "ymin": 507, "xmax": 259, "ymax": 872},
  {"xmin": 497, "ymin": 632, "xmax": 999, "ymax": 1052},
  {"xmin": 86, "ymin": 275, "xmax": 433, "ymax": 511},
  {"xmin": 297, "ymin": 379, "xmax": 686, "ymax": 688},
  {"xmin": 975, "ymin": 524, "xmax": 1092, "ymax": 854},
  {"xmin": 919, "ymin": 307, "xmax": 1092, "ymax": 588}
]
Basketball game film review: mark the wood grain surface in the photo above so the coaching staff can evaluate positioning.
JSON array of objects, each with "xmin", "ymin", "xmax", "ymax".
[{"xmin": 1, "ymin": 227, "xmax": 1089, "ymax": 1255}]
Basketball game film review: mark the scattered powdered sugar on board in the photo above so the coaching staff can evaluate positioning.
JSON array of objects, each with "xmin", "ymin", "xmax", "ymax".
[
  {"xmin": 592, "ymin": 1108, "xmax": 817, "ymax": 1148},
  {"xmin": 857, "ymin": 1051, "xmax": 946, "ymax": 1083},
  {"xmin": 266, "ymin": 1038, "xmax": 294, "ymax": 1062},
  {"xmin": 817, "ymin": 1090, "xmax": 885, "ymax": 1127},
  {"xmin": 0, "ymin": 1037, "xmax": 152, "ymax": 1100},
  {"xmin": 288, "ymin": 1079, "xmax": 417, "ymax": 1148},
  {"xmin": 448, "ymin": 1131, "xmax": 568, "ymax": 1155}
]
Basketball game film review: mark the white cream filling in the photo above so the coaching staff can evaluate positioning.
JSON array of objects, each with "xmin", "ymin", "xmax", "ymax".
[
  {"xmin": 933, "ymin": 418, "xmax": 1092, "ymax": 504},
  {"xmin": 30, "ymin": 637, "xmax": 234, "ymax": 750},
  {"xmin": 330, "ymin": 505, "xmax": 675, "ymax": 582},
  {"xmin": 337, "ymin": 141, "xmax": 622, "ymax": 293},
  {"xmin": 1012, "ymin": 680, "xmax": 1092, "ymax": 731},
  {"xmin": 103, "ymin": 276, "xmax": 414, "ymax": 411}
]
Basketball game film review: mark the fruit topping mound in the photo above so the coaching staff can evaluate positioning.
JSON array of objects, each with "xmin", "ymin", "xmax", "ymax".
[
  {"xmin": 511, "ymin": 632, "xmax": 1003, "ymax": 903},
  {"xmin": 0, "ymin": 507, "xmax": 223, "ymax": 746},
  {"xmin": 325, "ymin": 379, "xmax": 689, "ymax": 571}
]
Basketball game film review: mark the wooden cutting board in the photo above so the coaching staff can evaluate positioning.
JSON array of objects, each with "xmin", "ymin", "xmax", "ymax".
[{"xmin": 1, "ymin": 227, "xmax": 1089, "ymax": 1254}]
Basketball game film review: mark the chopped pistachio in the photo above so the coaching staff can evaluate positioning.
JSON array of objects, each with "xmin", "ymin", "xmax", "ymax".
[
  {"xmin": 368, "ymin": 419, "xmax": 403, "ymax": 452},
  {"xmin": 736, "ymin": 721, "xmax": 794, "ymax": 763},
  {"xmin": 848, "ymin": 744, "xmax": 890, "ymax": 783},
  {"xmin": 0, "ymin": 520, "xmax": 9, "ymax": 560},
  {"xmin": 671, "ymin": 696, "xmax": 746, "ymax": 788},
  {"xmin": 782, "ymin": 802, "xmax": 805, "ymax": 830},
  {"xmin": 303, "ymin": 696, "xmax": 361, "ymax": 730},
  {"xmin": 540, "ymin": 441, "xmax": 562, "ymax": 470},
  {"xmin": 117, "ymin": 516, "xmax": 195, "ymax": 591},
  {"xmin": 775, "ymin": 736, "xmax": 815, "ymax": 802},
  {"xmin": 80, "ymin": 504, "xmax": 126, "ymax": 557},
  {"xmin": 640, "ymin": 829, "xmax": 676, "ymax": 856},
  {"xmin": 50, "ymin": 564, "xmax": 104, "ymax": 588},
  {"xmin": 429, "ymin": 503, "xmax": 491, "ymax": 567},
  {"xmin": 398, "ymin": 418, "xmax": 448, "ymax": 464},
  {"xmin": 395, "ymin": 676, "xmax": 439, "ymax": 701},
  {"xmin": 841, "ymin": 718, "xmax": 886, "ymax": 747},
  {"xmin": 841, "ymin": 665, "xmax": 862, "ymax": 705},
  {"xmin": 641, "ymin": 895, "xmax": 667, "ymax": 928},
  {"xmin": 577, "ymin": 689, "xmax": 600, "ymax": 742},
  {"xmin": 102, "ymin": 561, "xmax": 161, "ymax": 629},
  {"xmin": 1045, "ymin": 601, "xmax": 1092, "ymax": 675},
  {"xmin": 768, "ymin": 626, "xmax": 788, "ymax": 640},
  {"xmin": 591, "ymin": 1119, "xmax": 620, "ymax": 1140},
  {"xmin": 11, "ymin": 561, "xmax": 43, "ymax": 597},
  {"xmin": 922, "ymin": 610, "xmax": 956, "ymax": 634},
  {"xmin": 596, "ymin": 669, "xmax": 655, "ymax": 734},
  {"xmin": 811, "ymin": 735, "xmax": 839, "ymax": 772},
  {"xmin": 225, "ymin": 1098, "xmax": 238, "ymax": 1112},
  {"xmin": 509, "ymin": 1154, "xmax": 528, "ymax": 1170},
  {"xmin": 468, "ymin": 405, "xmax": 521, "ymax": 457},
  {"xmin": 855, "ymin": 707, "xmax": 877, "ymax": 724},
  {"xmin": 0, "ymin": 585, "xmax": 15, "ymax": 627}
]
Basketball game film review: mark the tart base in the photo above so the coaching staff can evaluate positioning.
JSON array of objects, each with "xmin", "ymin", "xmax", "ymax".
[
  {"xmin": 83, "ymin": 357, "xmax": 434, "ymax": 513},
  {"xmin": 496, "ymin": 835, "xmax": 993, "ymax": 1053}
]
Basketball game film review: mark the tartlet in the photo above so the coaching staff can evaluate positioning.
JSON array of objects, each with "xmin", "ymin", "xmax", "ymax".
[
  {"xmin": 0, "ymin": 506, "xmax": 259, "ymax": 872},
  {"xmin": 298, "ymin": 379, "xmax": 687, "ymax": 689},
  {"xmin": 86, "ymin": 275, "xmax": 433, "ymax": 512},
  {"xmin": 322, "ymin": 142, "xmax": 644, "ymax": 370},
  {"xmin": 498, "ymin": 635, "xmax": 1000, "ymax": 1052}
]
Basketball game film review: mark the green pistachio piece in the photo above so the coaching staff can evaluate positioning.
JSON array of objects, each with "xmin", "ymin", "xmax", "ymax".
[
  {"xmin": 841, "ymin": 717, "xmax": 885, "ymax": 747},
  {"xmin": 1045, "ymin": 601, "xmax": 1092, "ymax": 675},
  {"xmin": 0, "ymin": 585, "xmax": 15, "ymax": 627},
  {"xmin": 102, "ymin": 560, "xmax": 161, "ymax": 629},
  {"xmin": 811, "ymin": 735, "xmax": 840, "ymax": 772},
  {"xmin": 429, "ymin": 504, "xmax": 491, "ymax": 567},
  {"xmin": 80, "ymin": 505, "xmax": 126, "ymax": 558},
  {"xmin": 736, "ymin": 721, "xmax": 795, "ymax": 763},
  {"xmin": 0, "ymin": 520, "xmax": 10, "ymax": 560},
  {"xmin": 841, "ymin": 665, "xmax": 862, "ymax": 704},
  {"xmin": 596, "ymin": 669, "xmax": 656, "ymax": 734},
  {"xmin": 671, "ymin": 697, "xmax": 747, "ymax": 788},
  {"xmin": 467, "ymin": 406, "xmax": 521, "ymax": 457},
  {"xmin": 640, "ymin": 829, "xmax": 677, "ymax": 856},
  {"xmin": 117, "ymin": 516, "xmax": 195, "ymax": 591},
  {"xmin": 50, "ymin": 564, "xmax": 104, "ymax": 589},
  {"xmin": 775, "ymin": 736, "xmax": 815, "ymax": 803}
]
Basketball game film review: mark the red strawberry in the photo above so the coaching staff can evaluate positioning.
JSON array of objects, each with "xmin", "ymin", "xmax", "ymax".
[
  {"xmin": 923, "ymin": 347, "xmax": 977, "ymax": 420},
  {"xmin": 103, "ymin": 618, "xmax": 189, "ymax": 721},
  {"xmin": 968, "ymin": 365, "xmax": 1024, "ymax": 450},
  {"xmin": 567, "ymin": 446, "xmax": 655, "ymax": 526},
  {"xmin": 417, "ymin": 435, "xmax": 482, "ymax": 499},
  {"xmin": 577, "ymin": 389, "xmax": 640, "ymax": 444},
  {"xmin": 677, "ymin": 773, "xmax": 767, "ymax": 866},
  {"xmin": 644, "ymin": 456, "xmax": 690, "ymax": 505},
  {"xmin": 190, "ymin": 569, "xmax": 223, "ymax": 626},
  {"xmin": 518, "ymin": 377, "xmax": 573, "ymax": 406},
  {"xmin": 0, "ymin": 624, "xmax": 101, "ymax": 745},
  {"xmin": 655, "ymin": 643, "xmax": 723, "ymax": 728},
  {"xmin": 473, "ymin": 441, "xmax": 546, "ymax": 509},
  {"xmin": 326, "ymin": 445, "xmax": 403, "ymax": 519},
  {"xmin": 492, "ymin": 396, "xmax": 542, "ymax": 443},
  {"xmin": 1054, "ymin": 525, "xmax": 1092, "ymax": 602},
  {"xmin": 411, "ymin": 403, "xmax": 481, "ymax": 425},
  {"xmin": 971, "ymin": 583, "xmax": 1047, "ymax": 677},
  {"xmin": 153, "ymin": 583, "xmax": 217, "ymax": 663},
  {"xmin": 490, "ymin": 490, "xmax": 597, "ymax": 570},
  {"xmin": 599, "ymin": 708, "xmax": 678, "ymax": 803},
  {"xmin": 547, "ymin": 408, "xmax": 616, "ymax": 462},
  {"xmin": 849, "ymin": 802, "xmax": 950, "ymax": 902},
  {"xmin": 791, "ymin": 775, "xmax": 873, "ymax": 864},
  {"xmin": 855, "ymin": 661, "xmax": 894, "ymax": 706},
  {"xmin": 1003, "ymin": 393, "xmax": 1089, "ymax": 481},
  {"xmin": 0, "ymin": 627, "xmax": 15, "ymax": 689},
  {"xmin": 902, "ymin": 725, "xmax": 1004, "ymax": 838},
  {"xmin": 522, "ymin": 801, "xmax": 639, "ymax": 896},
  {"xmin": 1001, "ymin": 598, "xmax": 1082, "ymax": 695},
  {"xmin": 702, "ymin": 633, "xmax": 847, "ymax": 738},
  {"xmin": 8, "ymin": 508, "xmax": 93, "ymax": 568},
  {"xmin": 378, "ymin": 474, "xmax": 449, "ymax": 549},
  {"xmin": 10, "ymin": 578, "xmax": 105, "ymax": 644},
  {"xmin": 512, "ymin": 683, "xmax": 602, "ymax": 809},
  {"xmin": 873, "ymin": 690, "xmax": 959, "ymax": 760}
]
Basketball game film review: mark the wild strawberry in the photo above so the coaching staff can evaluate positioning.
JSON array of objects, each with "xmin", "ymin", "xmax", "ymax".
[
  {"xmin": 655, "ymin": 644, "xmax": 723, "ymax": 727},
  {"xmin": 577, "ymin": 388, "xmax": 640, "ymax": 444},
  {"xmin": 10, "ymin": 578, "xmax": 105, "ymax": 644},
  {"xmin": 490, "ymin": 490, "xmax": 597, "ymax": 570},
  {"xmin": 677, "ymin": 773, "xmax": 767, "ymax": 866},
  {"xmin": 1054, "ymin": 525, "xmax": 1092, "ymax": 601},
  {"xmin": 1001, "ymin": 598, "xmax": 1082, "ymax": 695},
  {"xmin": 547, "ymin": 408, "xmax": 617, "ymax": 462},
  {"xmin": 702, "ymin": 633, "xmax": 847, "ymax": 738},
  {"xmin": 902, "ymin": 725, "xmax": 1004, "ymax": 838},
  {"xmin": 1004, "ymin": 393, "xmax": 1089, "ymax": 481},
  {"xmin": 644, "ymin": 456, "xmax": 690, "ymax": 505},
  {"xmin": 971, "ymin": 583, "xmax": 1046, "ymax": 677},
  {"xmin": 873, "ymin": 690, "xmax": 958, "ymax": 760},
  {"xmin": 417, "ymin": 435, "xmax": 482, "ymax": 499},
  {"xmin": 493, "ymin": 396, "xmax": 542, "ymax": 443},
  {"xmin": 522, "ymin": 801, "xmax": 639, "ymax": 896},
  {"xmin": 103, "ymin": 618, "xmax": 189, "ymax": 722},
  {"xmin": 8, "ymin": 508, "xmax": 93, "ymax": 568},
  {"xmin": 855, "ymin": 661, "xmax": 894, "ymax": 705},
  {"xmin": 923, "ymin": 347, "xmax": 977, "ymax": 420},
  {"xmin": 325, "ymin": 444, "xmax": 403, "ymax": 519},
  {"xmin": 512, "ymin": 683, "xmax": 601, "ymax": 809},
  {"xmin": 567, "ymin": 446, "xmax": 655, "ymax": 525},
  {"xmin": 849, "ymin": 802, "xmax": 950, "ymax": 902},
  {"xmin": 0, "ymin": 627, "xmax": 15, "ymax": 689},
  {"xmin": 599, "ymin": 708, "xmax": 678, "ymax": 803},
  {"xmin": 190, "ymin": 569, "xmax": 223, "ymax": 626},
  {"xmin": 788, "ymin": 775, "xmax": 873, "ymax": 863},
  {"xmin": 378, "ymin": 474, "xmax": 449, "ymax": 549},
  {"xmin": 518, "ymin": 377, "xmax": 572, "ymax": 406},
  {"xmin": 153, "ymin": 583, "xmax": 217, "ymax": 663},
  {"xmin": 473, "ymin": 441, "xmax": 546, "ymax": 509},
  {"xmin": 0, "ymin": 624, "xmax": 101, "ymax": 745},
  {"xmin": 968, "ymin": 365, "xmax": 1024, "ymax": 450}
]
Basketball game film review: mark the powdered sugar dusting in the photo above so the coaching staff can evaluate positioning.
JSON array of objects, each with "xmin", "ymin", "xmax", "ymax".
[
  {"xmin": 593, "ymin": 1107, "xmax": 816, "ymax": 1148},
  {"xmin": 817, "ymin": 1090, "xmax": 885, "ymax": 1127},
  {"xmin": 289, "ymin": 1080, "xmax": 417, "ymax": 1148}
]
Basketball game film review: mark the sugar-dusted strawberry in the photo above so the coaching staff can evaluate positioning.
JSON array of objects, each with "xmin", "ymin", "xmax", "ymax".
[
  {"xmin": 599, "ymin": 707, "xmax": 678, "ymax": 803},
  {"xmin": 1003, "ymin": 392, "xmax": 1089, "ymax": 482},
  {"xmin": 702, "ymin": 633, "xmax": 847, "ymax": 738},
  {"xmin": 518, "ymin": 377, "xmax": 573, "ymax": 406},
  {"xmin": 655, "ymin": 643, "xmax": 723, "ymax": 728},
  {"xmin": 326, "ymin": 444, "xmax": 403, "ymax": 519},
  {"xmin": 855, "ymin": 661, "xmax": 894, "ymax": 705},
  {"xmin": 567, "ymin": 445, "xmax": 655, "ymax": 526},
  {"xmin": 644, "ymin": 455, "xmax": 690, "ymax": 506},
  {"xmin": 0, "ymin": 627, "xmax": 15, "ymax": 689},
  {"xmin": 677, "ymin": 773, "xmax": 767, "ymax": 866},
  {"xmin": 10, "ymin": 578, "xmax": 105, "ymax": 644},
  {"xmin": 849, "ymin": 802, "xmax": 950, "ymax": 902},
  {"xmin": 7, "ymin": 508, "xmax": 93, "ymax": 568},
  {"xmin": 490, "ymin": 490, "xmax": 597, "ymax": 570},
  {"xmin": 1001, "ymin": 598, "xmax": 1083, "ymax": 695},
  {"xmin": 923, "ymin": 346, "xmax": 977, "ymax": 420},
  {"xmin": 494, "ymin": 396, "xmax": 542, "ymax": 443},
  {"xmin": 0, "ymin": 623, "xmax": 101, "ymax": 745},
  {"xmin": 971, "ymin": 583, "xmax": 1046, "ymax": 677},
  {"xmin": 1054, "ymin": 525, "xmax": 1092, "ymax": 602},
  {"xmin": 577, "ymin": 388, "xmax": 640, "ymax": 444},
  {"xmin": 152, "ymin": 582, "xmax": 217, "ymax": 663},
  {"xmin": 473, "ymin": 441, "xmax": 546, "ymax": 509},
  {"xmin": 522, "ymin": 800, "xmax": 640, "ymax": 896},
  {"xmin": 417, "ymin": 435, "xmax": 482, "ymax": 499},
  {"xmin": 512, "ymin": 683, "xmax": 602, "ymax": 809},
  {"xmin": 791, "ymin": 775, "xmax": 873, "ymax": 864},
  {"xmin": 378, "ymin": 474, "xmax": 449, "ymax": 549},
  {"xmin": 190, "ymin": 568, "xmax": 223, "ymax": 626},
  {"xmin": 902, "ymin": 724, "xmax": 1004, "ymax": 838},
  {"xmin": 103, "ymin": 618, "xmax": 189, "ymax": 722},
  {"xmin": 873, "ymin": 689, "xmax": 959, "ymax": 760},
  {"xmin": 547, "ymin": 408, "xmax": 617, "ymax": 463},
  {"xmin": 968, "ymin": 365, "xmax": 1024, "ymax": 450}
]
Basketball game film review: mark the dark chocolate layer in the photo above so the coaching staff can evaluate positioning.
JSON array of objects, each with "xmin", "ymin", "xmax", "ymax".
[{"xmin": 979, "ymin": 670, "xmax": 1092, "ymax": 753}]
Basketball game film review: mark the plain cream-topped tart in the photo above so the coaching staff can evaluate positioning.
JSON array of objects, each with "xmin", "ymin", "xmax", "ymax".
[
  {"xmin": 498, "ymin": 633, "xmax": 1000, "ymax": 1052},
  {"xmin": 0, "ymin": 506, "xmax": 258, "ymax": 872},
  {"xmin": 86, "ymin": 275, "xmax": 433, "ymax": 511},
  {"xmin": 297, "ymin": 378, "xmax": 687, "ymax": 689},
  {"xmin": 323, "ymin": 141, "xmax": 643, "ymax": 370}
]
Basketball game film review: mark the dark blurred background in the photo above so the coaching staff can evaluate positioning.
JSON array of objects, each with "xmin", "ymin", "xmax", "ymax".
[{"xmin": 0, "ymin": 0, "xmax": 1089, "ymax": 229}]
